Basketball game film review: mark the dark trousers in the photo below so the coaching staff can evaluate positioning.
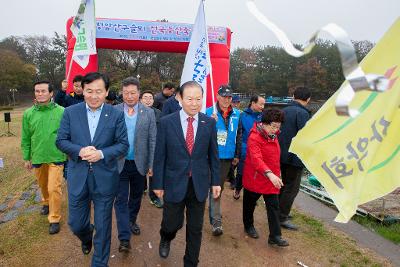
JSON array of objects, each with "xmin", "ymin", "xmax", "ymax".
[
  {"xmin": 279, "ymin": 163, "xmax": 303, "ymax": 221},
  {"xmin": 242, "ymin": 188, "xmax": 281, "ymax": 238},
  {"xmin": 160, "ymin": 179, "xmax": 206, "ymax": 267},
  {"xmin": 148, "ymin": 176, "xmax": 158, "ymax": 201},
  {"xmin": 68, "ymin": 171, "xmax": 115, "ymax": 267},
  {"xmin": 114, "ymin": 160, "xmax": 145, "ymax": 241},
  {"xmin": 234, "ymin": 156, "xmax": 245, "ymax": 191},
  {"xmin": 227, "ymin": 163, "xmax": 236, "ymax": 185},
  {"xmin": 63, "ymin": 161, "xmax": 68, "ymax": 180}
]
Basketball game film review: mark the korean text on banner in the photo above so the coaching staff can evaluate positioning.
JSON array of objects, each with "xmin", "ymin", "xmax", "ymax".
[{"xmin": 290, "ymin": 18, "xmax": 400, "ymax": 223}]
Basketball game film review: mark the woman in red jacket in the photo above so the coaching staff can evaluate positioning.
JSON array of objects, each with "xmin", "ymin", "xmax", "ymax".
[{"xmin": 242, "ymin": 108, "xmax": 288, "ymax": 246}]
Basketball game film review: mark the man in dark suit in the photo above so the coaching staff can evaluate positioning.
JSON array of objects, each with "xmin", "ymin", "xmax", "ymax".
[
  {"xmin": 56, "ymin": 72, "xmax": 129, "ymax": 267},
  {"xmin": 140, "ymin": 90, "xmax": 163, "ymax": 208},
  {"xmin": 161, "ymin": 86, "xmax": 182, "ymax": 117},
  {"xmin": 152, "ymin": 81, "xmax": 221, "ymax": 267},
  {"xmin": 114, "ymin": 77, "xmax": 156, "ymax": 252}
]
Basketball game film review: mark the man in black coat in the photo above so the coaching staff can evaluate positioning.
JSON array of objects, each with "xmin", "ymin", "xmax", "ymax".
[
  {"xmin": 153, "ymin": 82, "xmax": 176, "ymax": 111},
  {"xmin": 161, "ymin": 86, "xmax": 182, "ymax": 117},
  {"xmin": 64, "ymin": 75, "xmax": 84, "ymax": 107},
  {"xmin": 140, "ymin": 90, "xmax": 163, "ymax": 208},
  {"xmin": 54, "ymin": 79, "xmax": 68, "ymax": 107},
  {"xmin": 278, "ymin": 86, "xmax": 311, "ymax": 230}
]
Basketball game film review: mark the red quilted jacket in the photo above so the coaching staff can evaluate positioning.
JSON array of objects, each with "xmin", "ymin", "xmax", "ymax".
[{"xmin": 242, "ymin": 123, "xmax": 281, "ymax": 195}]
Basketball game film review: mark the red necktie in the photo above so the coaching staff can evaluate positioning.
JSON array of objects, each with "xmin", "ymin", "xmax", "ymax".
[{"xmin": 186, "ymin": 117, "xmax": 195, "ymax": 155}]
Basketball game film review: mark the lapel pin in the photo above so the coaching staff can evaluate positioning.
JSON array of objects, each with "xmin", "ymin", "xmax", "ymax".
[
  {"xmin": 201, "ymin": 120, "xmax": 206, "ymax": 123},
  {"xmin": 105, "ymin": 114, "xmax": 108, "ymax": 117}
]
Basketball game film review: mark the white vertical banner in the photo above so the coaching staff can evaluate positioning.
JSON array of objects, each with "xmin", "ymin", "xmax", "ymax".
[
  {"xmin": 180, "ymin": 0, "xmax": 214, "ymax": 113},
  {"xmin": 70, "ymin": 0, "xmax": 97, "ymax": 69}
]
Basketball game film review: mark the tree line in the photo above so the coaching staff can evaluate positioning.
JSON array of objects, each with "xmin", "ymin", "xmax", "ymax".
[{"xmin": 0, "ymin": 33, "xmax": 373, "ymax": 105}]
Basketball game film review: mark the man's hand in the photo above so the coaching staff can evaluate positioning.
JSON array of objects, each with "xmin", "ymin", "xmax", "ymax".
[
  {"xmin": 24, "ymin": 161, "xmax": 32, "ymax": 170},
  {"xmin": 212, "ymin": 186, "xmax": 221, "ymax": 199},
  {"xmin": 147, "ymin": 169, "xmax": 153, "ymax": 177},
  {"xmin": 79, "ymin": 146, "xmax": 96, "ymax": 159},
  {"xmin": 153, "ymin": 190, "xmax": 164, "ymax": 199},
  {"xmin": 84, "ymin": 150, "xmax": 103, "ymax": 163},
  {"xmin": 232, "ymin": 158, "xmax": 239, "ymax": 166},
  {"xmin": 211, "ymin": 113, "xmax": 218, "ymax": 121},
  {"xmin": 266, "ymin": 172, "xmax": 283, "ymax": 189}
]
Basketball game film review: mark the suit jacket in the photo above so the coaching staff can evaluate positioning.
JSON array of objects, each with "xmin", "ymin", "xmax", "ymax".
[
  {"xmin": 115, "ymin": 103, "xmax": 157, "ymax": 176},
  {"xmin": 152, "ymin": 111, "xmax": 220, "ymax": 203},
  {"xmin": 56, "ymin": 102, "xmax": 129, "ymax": 196}
]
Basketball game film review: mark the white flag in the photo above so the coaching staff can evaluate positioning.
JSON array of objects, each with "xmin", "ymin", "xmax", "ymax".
[
  {"xmin": 71, "ymin": 0, "xmax": 96, "ymax": 69},
  {"xmin": 180, "ymin": 0, "xmax": 214, "ymax": 112}
]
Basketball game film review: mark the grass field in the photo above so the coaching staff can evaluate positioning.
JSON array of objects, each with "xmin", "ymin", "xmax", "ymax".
[
  {"xmin": 0, "ymin": 108, "xmax": 36, "ymax": 204},
  {"xmin": 354, "ymin": 216, "xmax": 400, "ymax": 245}
]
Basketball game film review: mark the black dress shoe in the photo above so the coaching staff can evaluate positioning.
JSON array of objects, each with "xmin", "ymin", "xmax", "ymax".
[
  {"xmin": 233, "ymin": 190, "xmax": 240, "ymax": 200},
  {"xmin": 118, "ymin": 240, "xmax": 131, "ymax": 253},
  {"xmin": 49, "ymin": 223, "xmax": 60, "ymax": 235},
  {"xmin": 40, "ymin": 205, "xmax": 49, "ymax": 215},
  {"xmin": 280, "ymin": 220, "xmax": 298, "ymax": 231},
  {"xmin": 130, "ymin": 222, "xmax": 141, "ymax": 235},
  {"xmin": 82, "ymin": 240, "xmax": 92, "ymax": 255},
  {"xmin": 244, "ymin": 225, "xmax": 259, "ymax": 239},
  {"xmin": 159, "ymin": 239, "xmax": 171, "ymax": 258},
  {"xmin": 268, "ymin": 236, "xmax": 289, "ymax": 247},
  {"xmin": 82, "ymin": 225, "xmax": 94, "ymax": 255}
]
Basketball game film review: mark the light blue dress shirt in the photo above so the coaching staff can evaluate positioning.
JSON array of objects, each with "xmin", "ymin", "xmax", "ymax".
[
  {"xmin": 86, "ymin": 103, "xmax": 104, "ymax": 140},
  {"xmin": 123, "ymin": 103, "xmax": 138, "ymax": 160},
  {"xmin": 86, "ymin": 103, "xmax": 104, "ymax": 159}
]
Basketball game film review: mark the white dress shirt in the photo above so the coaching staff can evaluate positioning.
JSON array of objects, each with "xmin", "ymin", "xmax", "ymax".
[{"xmin": 180, "ymin": 109, "xmax": 199, "ymax": 140}]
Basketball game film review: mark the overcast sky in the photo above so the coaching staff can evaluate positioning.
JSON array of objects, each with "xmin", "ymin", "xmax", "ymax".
[{"xmin": 1, "ymin": 0, "xmax": 399, "ymax": 49}]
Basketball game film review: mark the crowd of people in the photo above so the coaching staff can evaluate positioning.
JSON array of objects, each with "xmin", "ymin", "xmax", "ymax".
[{"xmin": 20, "ymin": 72, "xmax": 311, "ymax": 267}]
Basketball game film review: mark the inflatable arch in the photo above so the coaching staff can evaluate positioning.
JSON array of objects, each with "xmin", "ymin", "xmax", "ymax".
[{"xmin": 66, "ymin": 17, "xmax": 232, "ymax": 107}]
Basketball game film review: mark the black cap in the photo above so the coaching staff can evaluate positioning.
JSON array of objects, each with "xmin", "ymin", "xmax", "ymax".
[{"xmin": 218, "ymin": 85, "xmax": 233, "ymax": 97}]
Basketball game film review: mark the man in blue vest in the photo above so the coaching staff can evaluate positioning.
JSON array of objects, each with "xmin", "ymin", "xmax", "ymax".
[{"xmin": 206, "ymin": 85, "xmax": 241, "ymax": 236}]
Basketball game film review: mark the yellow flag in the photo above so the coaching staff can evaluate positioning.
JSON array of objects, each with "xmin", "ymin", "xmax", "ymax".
[{"xmin": 290, "ymin": 18, "xmax": 400, "ymax": 223}]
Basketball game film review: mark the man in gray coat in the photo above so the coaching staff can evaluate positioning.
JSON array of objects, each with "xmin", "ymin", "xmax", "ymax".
[{"xmin": 114, "ymin": 77, "xmax": 157, "ymax": 252}]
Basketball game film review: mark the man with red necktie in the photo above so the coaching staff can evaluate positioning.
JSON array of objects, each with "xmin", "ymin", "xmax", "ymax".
[{"xmin": 152, "ymin": 80, "xmax": 221, "ymax": 267}]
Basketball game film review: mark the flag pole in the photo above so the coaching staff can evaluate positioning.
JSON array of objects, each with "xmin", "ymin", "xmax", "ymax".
[
  {"xmin": 202, "ymin": 0, "xmax": 216, "ymax": 114},
  {"xmin": 66, "ymin": 54, "xmax": 74, "ymax": 85}
]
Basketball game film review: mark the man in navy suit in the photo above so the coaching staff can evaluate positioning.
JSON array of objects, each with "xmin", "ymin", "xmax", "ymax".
[
  {"xmin": 152, "ymin": 81, "xmax": 221, "ymax": 267},
  {"xmin": 56, "ymin": 72, "xmax": 128, "ymax": 267}
]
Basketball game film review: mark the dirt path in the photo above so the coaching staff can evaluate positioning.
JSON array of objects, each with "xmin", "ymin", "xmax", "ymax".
[{"xmin": 3, "ymin": 186, "xmax": 394, "ymax": 267}]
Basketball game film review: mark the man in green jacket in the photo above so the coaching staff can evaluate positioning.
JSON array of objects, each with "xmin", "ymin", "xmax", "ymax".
[{"xmin": 21, "ymin": 80, "xmax": 66, "ymax": 235}]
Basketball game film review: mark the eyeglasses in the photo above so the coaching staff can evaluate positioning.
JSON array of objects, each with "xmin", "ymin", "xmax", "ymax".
[{"xmin": 268, "ymin": 123, "xmax": 281, "ymax": 130}]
